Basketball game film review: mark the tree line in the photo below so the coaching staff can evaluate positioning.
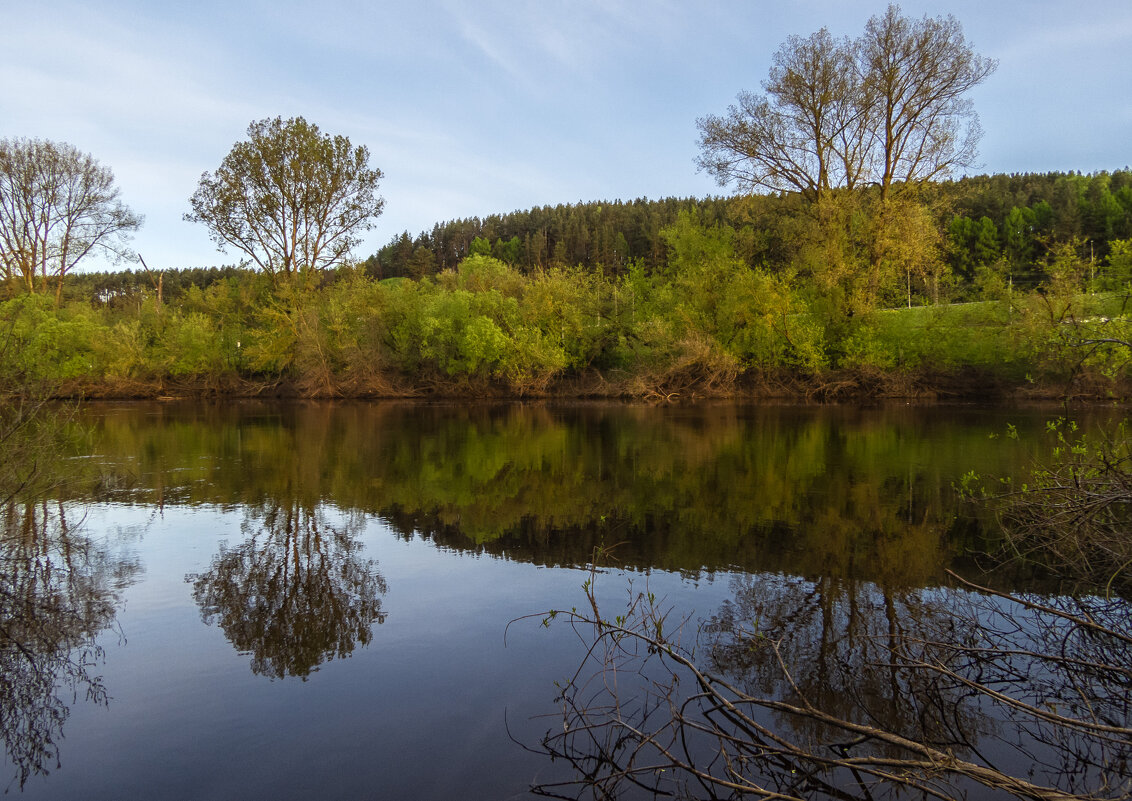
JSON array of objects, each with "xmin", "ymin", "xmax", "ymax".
[
  {"xmin": 6, "ymin": 3, "xmax": 1127, "ymax": 312},
  {"xmin": 2, "ymin": 227, "xmax": 1127, "ymax": 399},
  {"xmin": 0, "ymin": 4, "xmax": 1007, "ymax": 308},
  {"xmin": 38, "ymin": 167, "xmax": 1132, "ymax": 314},
  {"xmin": 1, "ymin": 115, "xmax": 383, "ymax": 299},
  {"xmin": 365, "ymin": 170, "xmax": 1132, "ymax": 293}
]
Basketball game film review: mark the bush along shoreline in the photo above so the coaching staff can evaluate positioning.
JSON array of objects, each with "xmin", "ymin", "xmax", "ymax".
[{"xmin": 3, "ymin": 247, "xmax": 1128, "ymax": 403}]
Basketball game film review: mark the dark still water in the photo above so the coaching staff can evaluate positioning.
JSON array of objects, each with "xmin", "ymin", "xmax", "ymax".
[{"xmin": 1, "ymin": 401, "xmax": 1125, "ymax": 799}]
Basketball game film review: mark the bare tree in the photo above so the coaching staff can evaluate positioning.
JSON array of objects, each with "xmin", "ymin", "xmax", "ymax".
[
  {"xmin": 0, "ymin": 139, "xmax": 142, "ymax": 302},
  {"xmin": 696, "ymin": 5, "xmax": 996, "ymax": 203},
  {"xmin": 969, "ymin": 416, "xmax": 1131, "ymax": 597},
  {"xmin": 862, "ymin": 6, "xmax": 997, "ymax": 202},
  {"xmin": 697, "ymin": 28, "xmax": 863, "ymax": 203},
  {"xmin": 186, "ymin": 116, "xmax": 384, "ymax": 284},
  {"xmin": 0, "ymin": 502, "xmax": 140, "ymax": 789}
]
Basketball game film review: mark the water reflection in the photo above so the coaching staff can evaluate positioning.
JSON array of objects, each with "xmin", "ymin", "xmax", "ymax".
[
  {"xmin": 80, "ymin": 401, "xmax": 1048, "ymax": 580},
  {"xmin": 704, "ymin": 576, "xmax": 1132, "ymax": 797},
  {"xmin": 0, "ymin": 501, "xmax": 139, "ymax": 789},
  {"xmin": 704, "ymin": 574, "xmax": 993, "ymax": 767},
  {"xmin": 187, "ymin": 500, "xmax": 387, "ymax": 680},
  {"xmin": 10, "ymin": 400, "xmax": 1125, "ymax": 799}
]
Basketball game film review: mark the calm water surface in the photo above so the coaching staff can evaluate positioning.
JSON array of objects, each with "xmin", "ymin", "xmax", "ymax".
[{"xmin": 0, "ymin": 401, "xmax": 1111, "ymax": 799}]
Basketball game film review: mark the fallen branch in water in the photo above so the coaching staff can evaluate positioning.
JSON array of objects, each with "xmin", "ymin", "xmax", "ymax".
[{"xmin": 519, "ymin": 560, "xmax": 1132, "ymax": 801}]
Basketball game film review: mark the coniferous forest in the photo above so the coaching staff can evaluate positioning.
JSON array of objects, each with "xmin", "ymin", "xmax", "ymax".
[{"xmin": 363, "ymin": 171, "xmax": 1132, "ymax": 289}]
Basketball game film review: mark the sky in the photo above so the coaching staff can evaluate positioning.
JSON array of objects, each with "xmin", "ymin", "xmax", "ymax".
[{"xmin": 3, "ymin": 0, "xmax": 1131, "ymax": 272}]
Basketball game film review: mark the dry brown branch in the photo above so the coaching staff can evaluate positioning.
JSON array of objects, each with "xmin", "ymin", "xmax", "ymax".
[
  {"xmin": 970, "ymin": 419, "xmax": 1131, "ymax": 596},
  {"xmin": 522, "ymin": 562, "xmax": 1132, "ymax": 801}
]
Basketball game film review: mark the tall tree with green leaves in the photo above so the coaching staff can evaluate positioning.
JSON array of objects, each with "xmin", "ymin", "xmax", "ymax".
[
  {"xmin": 186, "ymin": 116, "xmax": 384, "ymax": 283},
  {"xmin": 1002, "ymin": 206, "xmax": 1037, "ymax": 269}
]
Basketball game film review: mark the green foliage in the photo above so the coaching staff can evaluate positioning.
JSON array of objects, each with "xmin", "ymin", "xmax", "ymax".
[
  {"xmin": 0, "ymin": 295, "xmax": 102, "ymax": 381},
  {"xmin": 80, "ymin": 401, "xmax": 1007, "ymax": 576},
  {"xmin": 493, "ymin": 235, "xmax": 523, "ymax": 265},
  {"xmin": 651, "ymin": 212, "xmax": 825, "ymax": 372},
  {"xmin": 1044, "ymin": 239, "xmax": 1088, "ymax": 296},
  {"xmin": 2, "ymin": 217, "xmax": 1128, "ymax": 397},
  {"xmin": 448, "ymin": 254, "xmax": 525, "ymax": 297},
  {"xmin": 96, "ymin": 318, "xmax": 147, "ymax": 379},
  {"xmin": 316, "ymin": 258, "xmax": 577, "ymax": 391},
  {"xmin": 158, "ymin": 312, "xmax": 229, "ymax": 377},
  {"xmin": 1099, "ymin": 238, "xmax": 1132, "ymax": 291},
  {"xmin": 186, "ymin": 116, "xmax": 383, "ymax": 282},
  {"xmin": 1001, "ymin": 206, "xmax": 1037, "ymax": 269},
  {"xmin": 834, "ymin": 301, "xmax": 1032, "ymax": 377},
  {"xmin": 365, "ymin": 171, "xmax": 1132, "ymax": 303},
  {"xmin": 469, "ymin": 236, "xmax": 492, "ymax": 257},
  {"xmin": 419, "ymin": 289, "xmax": 509, "ymax": 377},
  {"xmin": 520, "ymin": 266, "xmax": 614, "ymax": 370},
  {"xmin": 947, "ymin": 215, "xmax": 1000, "ymax": 281}
]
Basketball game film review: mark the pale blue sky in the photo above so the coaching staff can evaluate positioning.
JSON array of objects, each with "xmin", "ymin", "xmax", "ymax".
[{"xmin": 4, "ymin": 1, "xmax": 1131, "ymax": 271}]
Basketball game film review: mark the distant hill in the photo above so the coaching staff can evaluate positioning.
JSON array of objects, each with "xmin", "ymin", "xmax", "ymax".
[{"xmin": 363, "ymin": 170, "xmax": 1132, "ymax": 283}]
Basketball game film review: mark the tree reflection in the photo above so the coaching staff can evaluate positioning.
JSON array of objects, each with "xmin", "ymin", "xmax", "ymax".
[
  {"xmin": 703, "ymin": 574, "xmax": 994, "ymax": 773},
  {"xmin": 81, "ymin": 401, "xmax": 1035, "ymax": 578},
  {"xmin": 188, "ymin": 501, "xmax": 387, "ymax": 679},
  {"xmin": 0, "ymin": 501, "xmax": 138, "ymax": 789}
]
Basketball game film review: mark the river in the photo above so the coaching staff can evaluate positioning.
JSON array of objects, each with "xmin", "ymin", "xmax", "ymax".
[{"xmin": 1, "ymin": 401, "xmax": 1125, "ymax": 799}]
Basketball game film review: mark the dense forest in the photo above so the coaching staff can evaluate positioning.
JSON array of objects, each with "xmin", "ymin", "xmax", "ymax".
[{"xmin": 360, "ymin": 171, "xmax": 1132, "ymax": 290}]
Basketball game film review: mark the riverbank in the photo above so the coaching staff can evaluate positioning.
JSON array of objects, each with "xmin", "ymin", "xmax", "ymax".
[
  {"xmin": 50, "ymin": 364, "xmax": 1129, "ymax": 403},
  {"xmin": 4, "ymin": 262, "xmax": 1129, "ymax": 404}
]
